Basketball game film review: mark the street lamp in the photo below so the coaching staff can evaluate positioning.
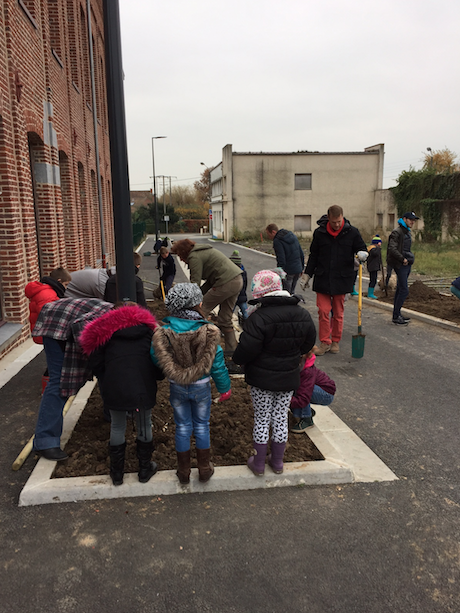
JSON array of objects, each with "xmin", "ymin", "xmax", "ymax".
[{"xmin": 152, "ymin": 136, "xmax": 167, "ymax": 240}]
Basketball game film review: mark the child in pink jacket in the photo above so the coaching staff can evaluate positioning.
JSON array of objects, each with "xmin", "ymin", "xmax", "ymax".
[{"xmin": 290, "ymin": 349, "xmax": 336, "ymax": 432}]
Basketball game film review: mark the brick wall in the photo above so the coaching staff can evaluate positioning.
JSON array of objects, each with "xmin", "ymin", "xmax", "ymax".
[{"xmin": 0, "ymin": 0, "xmax": 114, "ymax": 358}]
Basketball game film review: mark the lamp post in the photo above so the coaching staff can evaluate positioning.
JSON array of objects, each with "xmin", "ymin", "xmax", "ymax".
[
  {"xmin": 152, "ymin": 136, "xmax": 166, "ymax": 241},
  {"xmin": 201, "ymin": 162, "xmax": 212, "ymax": 236}
]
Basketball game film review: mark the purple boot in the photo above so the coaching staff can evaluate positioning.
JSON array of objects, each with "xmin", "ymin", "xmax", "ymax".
[
  {"xmin": 268, "ymin": 441, "xmax": 286, "ymax": 474},
  {"xmin": 247, "ymin": 443, "xmax": 267, "ymax": 476}
]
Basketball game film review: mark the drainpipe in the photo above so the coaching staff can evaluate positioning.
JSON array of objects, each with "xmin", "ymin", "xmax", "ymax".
[{"xmin": 87, "ymin": 0, "xmax": 107, "ymax": 269}]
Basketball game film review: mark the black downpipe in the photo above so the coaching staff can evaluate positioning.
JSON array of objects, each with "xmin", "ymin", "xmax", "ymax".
[{"xmin": 103, "ymin": 0, "xmax": 136, "ymax": 302}]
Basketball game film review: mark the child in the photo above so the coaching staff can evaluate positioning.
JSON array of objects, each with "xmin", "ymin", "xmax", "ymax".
[
  {"xmin": 290, "ymin": 349, "xmax": 336, "ymax": 432},
  {"xmin": 367, "ymin": 235, "xmax": 383, "ymax": 299},
  {"xmin": 232, "ymin": 270, "xmax": 316, "ymax": 476},
  {"xmin": 25, "ymin": 267, "xmax": 72, "ymax": 343},
  {"xmin": 104, "ymin": 252, "xmax": 147, "ymax": 306},
  {"xmin": 151, "ymin": 283, "xmax": 231, "ymax": 485},
  {"xmin": 157, "ymin": 246, "xmax": 176, "ymax": 294},
  {"xmin": 451, "ymin": 276, "xmax": 460, "ymax": 301},
  {"xmin": 229, "ymin": 250, "xmax": 248, "ymax": 321},
  {"xmin": 79, "ymin": 302, "xmax": 162, "ymax": 486}
]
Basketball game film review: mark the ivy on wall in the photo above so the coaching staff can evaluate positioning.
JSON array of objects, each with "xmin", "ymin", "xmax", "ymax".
[{"xmin": 390, "ymin": 169, "xmax": 460, "ymax": 241}]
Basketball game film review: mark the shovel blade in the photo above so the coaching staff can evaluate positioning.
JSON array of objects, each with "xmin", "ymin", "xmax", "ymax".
[{"xmin": 352, "ymin": 333, "xmax": 366, "ymax": 359}]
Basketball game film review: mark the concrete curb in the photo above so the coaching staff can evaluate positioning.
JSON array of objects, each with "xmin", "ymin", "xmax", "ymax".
[
  {"xmin": 19, "ymin": 380, "xmax": 397, "ymax": 507},
  {"xmin": 358, "ymin": 296, "xmax": 460, "ymax": 334}
]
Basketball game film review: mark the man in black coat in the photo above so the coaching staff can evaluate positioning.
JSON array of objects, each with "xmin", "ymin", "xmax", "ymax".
[
  {"xmin": 266, "ymin": 223, "xmax": 304, "ymax": 294},
  {"xmin": 300, "ymin": 205, "xmax": 367, "ymax": 355}
]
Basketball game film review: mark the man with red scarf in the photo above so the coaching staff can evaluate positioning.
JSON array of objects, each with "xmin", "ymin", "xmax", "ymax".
[{"xmin": 299, "ymin": 205, "xmax": 367, "ymax": 355}]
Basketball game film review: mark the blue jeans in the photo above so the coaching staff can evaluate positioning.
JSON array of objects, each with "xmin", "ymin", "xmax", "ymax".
[
  {"xmin": 393, "ymin": 264, "xmax": 411, "ymax": 319},
  {"xmin": 34, "ymin": 337, "xmax": 67, "ymax": 450},
  {"xmin": 170, "ymin": 380, "xmax": 212, "ymax": 452},
  {"xmin": 109, "ymin": 409, "xmax": 152, "ymax": 445},
  {"xmin": 291, "ymin": 385, "xmax": 335, "ymax": 419}
]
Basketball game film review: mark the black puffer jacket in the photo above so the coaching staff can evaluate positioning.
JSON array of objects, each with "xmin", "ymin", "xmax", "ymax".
[
  {"xmin": 304, "ymin": 216, "xmax": 367, "ymax": 295},
  {"xmin": 273, "ymin": 229, "xmax": 305, "ymax": 274},
  {"xmin": 232, "ymin": 295, "xmax": 316, "ymax": 391},
  {"xmin": 79, "ymin": 305, "xmax": 162, "ymax": 411}
]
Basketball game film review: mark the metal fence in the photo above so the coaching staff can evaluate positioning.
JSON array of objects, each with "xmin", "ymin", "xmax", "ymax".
[{"xmin": 132, "ymin": 221, "xmax": 146, "ymax": 248}]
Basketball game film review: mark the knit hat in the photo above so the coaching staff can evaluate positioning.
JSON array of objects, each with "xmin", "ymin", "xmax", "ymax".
[
  {"xmin": 164, "ymin": 283, "xmax": 203, "ymax": 314},
  {"xmin": 251, "ymin": 269, "xmax": 282, "ymax": 300},
  {"xmin": 371, "ymin": 234, "xmax": 382, "ymax": 245},
  {"xmin": 229, "ymin": 250, "xmax": 242, "ymax": 266}
]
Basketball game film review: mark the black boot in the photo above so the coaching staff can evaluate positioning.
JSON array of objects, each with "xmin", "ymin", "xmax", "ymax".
[
  {"xmin": 136, "ymin": 439, "xmax": 158, "ymax": 483},
  {"xmin": 109, "ymin": 442, "xmax": 126, "ymax": 486}
]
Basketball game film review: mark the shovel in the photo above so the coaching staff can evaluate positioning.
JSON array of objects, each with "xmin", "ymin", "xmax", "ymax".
[{"xmin": 352, "ymin": 262, "xmax": 365, "ymax": 358}]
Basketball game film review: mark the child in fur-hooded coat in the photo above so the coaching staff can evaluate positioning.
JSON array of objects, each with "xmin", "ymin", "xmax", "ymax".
[
  {"xmin": 79, "ymin": 302, "xmax": 163, "ymax": 486},
  {"xmin": 151, "ymin": 283, "xmax": 231, "ymax": 485}
]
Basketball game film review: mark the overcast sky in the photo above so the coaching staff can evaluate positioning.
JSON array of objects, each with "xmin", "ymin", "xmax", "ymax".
[{"xmin": 119, "ymin": 0, "xmax": 460, "ymax": 193}]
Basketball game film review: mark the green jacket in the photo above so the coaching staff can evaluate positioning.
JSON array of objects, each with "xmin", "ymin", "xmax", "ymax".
[{"xmin": 188, "ymin": 244, "xmax": 242, "ymax": 293}]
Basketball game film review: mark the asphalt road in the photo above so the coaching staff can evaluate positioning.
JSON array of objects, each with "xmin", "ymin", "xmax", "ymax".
[{"xmin": 1, "ymin": 234, "xmax": 459, "ymax": 612}]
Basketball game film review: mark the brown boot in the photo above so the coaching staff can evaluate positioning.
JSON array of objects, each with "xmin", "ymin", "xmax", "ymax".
[
  {"xmin": 314, "ymin": 342, "xmax": 331, "ymax": 356},
  {"xmin": 176, "ymin": 450, "xmax": 191, "ymax": 484},
  {"xmin": 196, "ymin": 448, "xmax": 214, "ymax": 482},
  {"xmin": 329, "ymin": 341, "xmax": 340, "ymax": 354}
]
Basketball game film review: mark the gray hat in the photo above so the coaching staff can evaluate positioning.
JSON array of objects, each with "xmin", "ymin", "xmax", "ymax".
[{"xmin": 164, "ymin": 283, "xmax": 203, "ymax": 314}]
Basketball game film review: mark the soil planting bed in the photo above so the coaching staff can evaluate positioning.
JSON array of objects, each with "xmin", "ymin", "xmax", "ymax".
[
  {"xmin": 54, "ymin": 377, "xmax": 324, "ymax": 479},
  {"xmin": 377, "ymin": 280, "xmax": 460, "ymax": 324}
]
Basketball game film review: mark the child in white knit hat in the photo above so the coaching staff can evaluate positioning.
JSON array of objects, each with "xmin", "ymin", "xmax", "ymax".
[{"xmin": 233, "ymin": 270, "xmax": 316, "ymax": 476}]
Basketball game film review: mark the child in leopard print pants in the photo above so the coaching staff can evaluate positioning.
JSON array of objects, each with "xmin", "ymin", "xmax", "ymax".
[{"xmin": 233, "ymin": 270, "xmax": 316, "ymax": 476}]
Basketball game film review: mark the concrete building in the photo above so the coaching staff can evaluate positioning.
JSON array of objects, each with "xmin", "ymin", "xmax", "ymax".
[
  {"xmin": 0, "ymin": 0, "xmax": 114, "ymax": 359},
  {"xmin": 210, "ymin": 144, "xmax": 390, "ymax": 241}
]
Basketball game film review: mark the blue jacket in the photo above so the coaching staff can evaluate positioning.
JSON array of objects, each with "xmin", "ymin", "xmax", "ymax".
[
  {"xmin": 273, "ymin": 229, "xmax": 305, "ymax": 275},
  {"xmin": 151, "ymin": 316, "xmax": 230, "ymax": 393}
]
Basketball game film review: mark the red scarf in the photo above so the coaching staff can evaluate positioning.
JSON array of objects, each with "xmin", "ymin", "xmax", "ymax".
[{"xmin": 327, "ymin": 218, "xmax": 344, "ymax": 237}]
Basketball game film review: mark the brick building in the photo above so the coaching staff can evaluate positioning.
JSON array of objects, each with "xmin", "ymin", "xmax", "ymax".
[{"xmin": 0, "ymin": 0, "xmax": 115, "ymax": 358}]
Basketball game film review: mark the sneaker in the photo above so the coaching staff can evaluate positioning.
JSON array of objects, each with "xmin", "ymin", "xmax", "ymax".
[
  {"xmin": 392, "ymin": 316, "xmax": 409, "ymax": 325},
  {"xmin": 290, "ymin": 417, "xmax": 314, "ymax": 433},
  {"xmin": 329, "ymin": 341, "xmax": 340, "ymax": 354},
  {"xmin": 314, "ymin": 342, "xmax": 331, "ymax": 356},
  {"xmin": 402, "ymin": 316, "xmax": 411, "ymax": 321}
]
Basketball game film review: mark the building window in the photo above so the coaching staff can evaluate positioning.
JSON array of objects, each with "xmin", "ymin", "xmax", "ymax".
[
  {"xmin": 377, "ymin": 213, "xmax": 383, "ymax": 227},
  {"xmin": 18, "ymin": 0, "xmax": 38, "ymax": 28},
  {"xmin": 388, "ymin": 213, "xmax": 395, "ymax": 228},
  {"xmin": 294, "ymin": 215, "xmax": 311, "ymax": 232},
  {"xmin": 295, "ymin": 174, "xmax": 312, "ymax": 190},
  {"xmin": 48, "ymin": 0, "xmax": 63, "ymax": 65}
]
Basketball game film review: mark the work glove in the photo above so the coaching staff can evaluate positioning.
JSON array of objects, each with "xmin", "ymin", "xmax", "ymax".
[
  {"xmin": 218, "ymin": 389, "xmax": 232, "ymax": 402},
  {"xmin": 357, "ymin": 250, "xmax": 369, "ymax": 263},
  {"xmin": 299, "ymin": 273, "xmax": 311, "ymax": 290}
]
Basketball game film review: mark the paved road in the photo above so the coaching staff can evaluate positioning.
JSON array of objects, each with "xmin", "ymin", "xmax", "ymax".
[{"xmin": 1, "ymin": 234, "xmax": 459, "ymax": 612}]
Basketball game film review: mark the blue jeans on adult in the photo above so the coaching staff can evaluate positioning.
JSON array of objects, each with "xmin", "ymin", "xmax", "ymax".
[
  {"xmin": 283, "ymin": 273, "xmax": 300, "ymax": 294},
  {"xmin": 33, "ymin": 337, "xmax": 67, "ymax": 451},
  {"xmin": 393, "ymin": 264, "xmax": 411, "ymax": 319},
  {"xmin": 170, "ymin": 380, "xmax": 212, "ymax": 452},
  {"xmin": 291, "ymin": 385, "xmax": 335, "ymax": 419}
]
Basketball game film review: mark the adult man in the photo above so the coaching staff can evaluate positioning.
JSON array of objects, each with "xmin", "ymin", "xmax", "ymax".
[
  {"xmin": 300, "ymin": 205, "xmax": 367, "ymax": 355},
  {"xmin": 65, "ymin": 268, "xmax": 109, "ymax": 299},
  {"xmin": 32, "ymin": 298, "xmax": 113, "ymax": 460},
  {"xmin": 387, "ymin": 211, "xmax": 419, "ymax": 325},
  {"xmin": 171, "ymin": 239, "xmax": 243, "ymax": 354},
  {"xmin": 266, "ymin": 224, "xmax": 304, "ymax": 294}
]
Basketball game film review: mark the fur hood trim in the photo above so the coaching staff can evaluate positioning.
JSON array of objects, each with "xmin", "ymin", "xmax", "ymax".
[
  {"xmin": 153, "ymin": 323, "xmax": 220, "ymax": 385},
  {"xmin": 80, "ymin": 305, "xmax": 157, "ymax": 355}
]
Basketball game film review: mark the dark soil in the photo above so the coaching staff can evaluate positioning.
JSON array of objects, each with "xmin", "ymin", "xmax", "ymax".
[
  {"xmin": 55, "ymin": 375, "xmax": 323, "ymax": 479},
  {"xmin": 376, "ymin": 280, "xmax": 460, "ymax": 324}
]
